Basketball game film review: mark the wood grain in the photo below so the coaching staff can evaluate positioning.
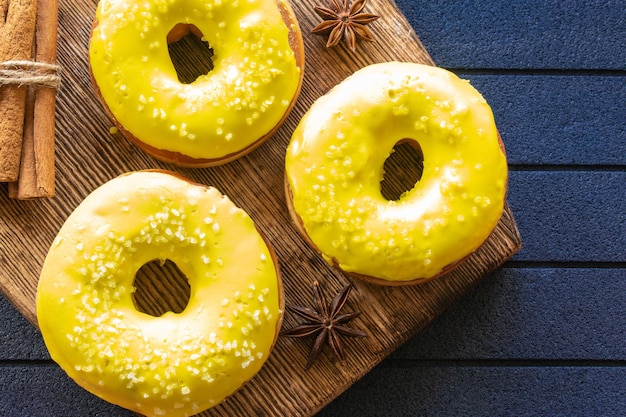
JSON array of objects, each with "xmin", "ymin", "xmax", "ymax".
[{"xmin": 0, "ymin": 0, "xmax": 522, "ymax": 415}]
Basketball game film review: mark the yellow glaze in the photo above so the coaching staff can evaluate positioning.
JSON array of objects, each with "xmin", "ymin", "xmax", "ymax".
[
  {"xmin": 286, "ymin": 62, "xmax": 508, "ymax": 282},
  {"xmin": 89, "ymin": 0, "xmax": 301, "ymax": 161},
  {"xmin": 37, "ymin": 171, "xmax": 281, "ymax": 417}
]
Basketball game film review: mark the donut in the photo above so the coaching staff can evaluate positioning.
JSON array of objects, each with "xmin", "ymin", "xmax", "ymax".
[
  {"xmin": 88, "ymin": 0, "xmax": 305, "ymax": 167},
  {"xmin": 285, "ymin": 62, "xmax": 508, "ymax": 285},
  {"xmin": 36, "ymin": 171, "xmax": 283, "ymax": 416}
]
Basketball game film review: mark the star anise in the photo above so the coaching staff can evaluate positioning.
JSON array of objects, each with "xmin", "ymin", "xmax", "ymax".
[
  {"xmin": 282, "ymin": 280, "xmax": 367, "ymax": 369},
  {"xmin": 312, "ymin": 0, "xmax": 380, "ymax": 52}
]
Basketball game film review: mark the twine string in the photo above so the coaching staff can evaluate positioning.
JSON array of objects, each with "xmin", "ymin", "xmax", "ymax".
[{"xmin": 0, "ymin": 60, "xmax": 61, "ymax": 89}]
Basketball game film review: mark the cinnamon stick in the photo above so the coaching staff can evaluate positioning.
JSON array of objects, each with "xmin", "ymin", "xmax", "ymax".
[
  {"xmin": 9, "ymin": 0, "xmax": 58, "ymax": 198},
  {"xmin": 0, "ymin": 0, "xmax": 38, "ymax": 182}
]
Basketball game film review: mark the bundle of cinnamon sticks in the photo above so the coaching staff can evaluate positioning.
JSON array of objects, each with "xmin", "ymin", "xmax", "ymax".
[{"xmin": 0, "ymin": 0, "xmax": 59, "ymax": 199}]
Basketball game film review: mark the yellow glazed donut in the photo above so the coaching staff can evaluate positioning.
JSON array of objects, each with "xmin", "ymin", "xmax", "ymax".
[
  {"xmin": 36, "ymin": 171, "xmax": 283, "ymax": 417},
  {"xmin": 89, "ymin": 0, "xmax": 304, "ymax": 167},
  {"xmin": 285, "ymin": 62, "xmax": 508, "ymax": 285}
]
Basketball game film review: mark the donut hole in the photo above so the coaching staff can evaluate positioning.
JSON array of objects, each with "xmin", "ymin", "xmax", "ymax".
[
  {"xmin": 380, "ymin": 139, "xmax": 424, "ymax": 201},
  {"xmin": 167, "ymin": 24, "xmax": 214, "ymax": 84},
  {"xmin": 133, "ymin": 259, "xmax": 191, "ymax": 317}
]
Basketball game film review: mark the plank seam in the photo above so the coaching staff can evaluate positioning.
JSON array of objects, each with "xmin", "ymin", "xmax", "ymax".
[
  {"xmin": 450, "ymin": 68, "xmax": 626, "ymax": 77},
  {"xmin": 383, "ymin": 359, "xmax": 626, "ymax": 368},
  {"xmin": 504, "ymin": 261, "xmax": 626, "ymax": 269},
  {"xmin": 0, "ymin": 360, "xmax": 54, "ymax": 367},
  {"xmin": 509, "ymin": 165, "xmax": 626, "ymax": 172}
]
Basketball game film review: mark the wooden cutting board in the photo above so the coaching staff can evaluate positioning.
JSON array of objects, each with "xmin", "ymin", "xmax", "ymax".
[{"xmin": 0, "ymin": 0, "xmax": 522, "ymax": 415}]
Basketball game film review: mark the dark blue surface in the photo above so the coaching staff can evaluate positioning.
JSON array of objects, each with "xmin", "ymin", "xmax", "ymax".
[
  {"xmin": 317, "ymin": 366, "xmax": 626, "ymax": 417},
  {"xmin": 462, "ymin": 75, "xmax": 626, "ymax": 166},
  {"xmin": 394, "ymin": 268, "xmax": 626, "ymax": 360},
  {"xmin": 509, "ymin": 171, "xmax": 625, "ymax": 262},
  {"xmin": 1, "ymin": 0, "xmax": 625, "ymax": 416},
  {"xmin": 401, "ymin": 0, "xmax": 626, "ymax": 70}
]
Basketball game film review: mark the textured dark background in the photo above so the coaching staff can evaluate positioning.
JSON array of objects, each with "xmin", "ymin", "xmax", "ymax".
[{"xmin": 1, "ymin": 0, "xmax": 625, "ymax": 415}]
